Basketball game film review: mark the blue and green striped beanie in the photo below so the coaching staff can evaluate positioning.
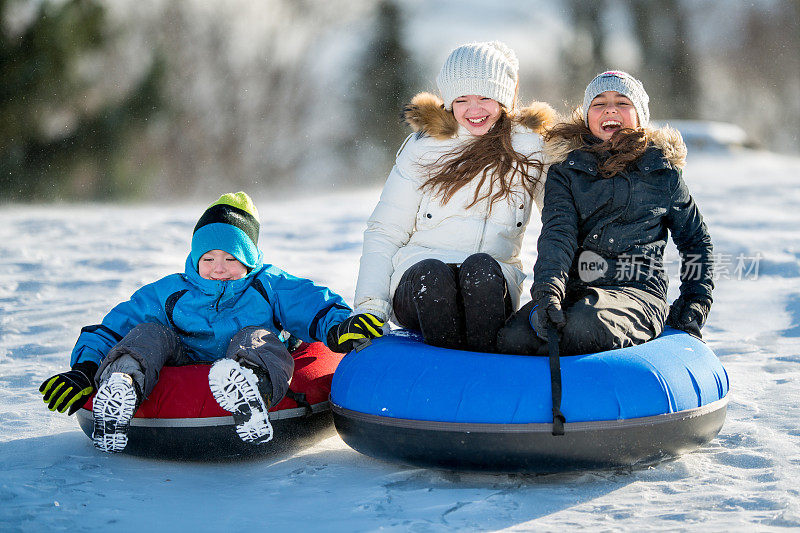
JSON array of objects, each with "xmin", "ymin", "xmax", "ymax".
[{"xmin": 190, "ymin": 192, "xmax": 260, "ymax": 271}]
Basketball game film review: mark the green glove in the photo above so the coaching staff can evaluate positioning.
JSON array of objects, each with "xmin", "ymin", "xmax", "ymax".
[
  {"xmin": 327, "ymin": 313, "xmax": 384, "ymax": 353},
  {"xmin": 39, "ymin": 361, "xmax": 98, "ymax": 415}
]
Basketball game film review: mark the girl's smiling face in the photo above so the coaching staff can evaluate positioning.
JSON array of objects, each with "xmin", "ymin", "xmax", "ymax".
[
  {"xmin": 586, "ymin": 91, "xmax": 639, "ymax": 140},
  {"xmin": 198, "ymin": 249, "xmax": 247, "ymax": 281},
  {"xmin": 452, "ymin": 95, "xmax": 502, "ymax": 136}
]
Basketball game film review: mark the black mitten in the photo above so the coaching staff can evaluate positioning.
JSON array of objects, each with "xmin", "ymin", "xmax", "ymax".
[
  {"xmin": 667, "ymin": 295, "xmax": 711, "ymax": 339},
  {"xmin": 39, "ymin": 360, "xmax": 98, "ymax": 415},
  {"xmin": 327, "ymin": 313, "xmax": 384, "ymax": 353},
  {"xmin": 528, "ymin": 290, "xmax": 566, "ymax": 341}
]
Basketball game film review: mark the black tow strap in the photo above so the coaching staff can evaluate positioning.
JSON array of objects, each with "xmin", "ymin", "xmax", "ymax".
[
  {"xmin": 285, "ymin": 389, "xmax": 313, "ymax": 417},
  {"xmin": 547, "ymin": 323, "xmax": 566, "ymax": 436}
]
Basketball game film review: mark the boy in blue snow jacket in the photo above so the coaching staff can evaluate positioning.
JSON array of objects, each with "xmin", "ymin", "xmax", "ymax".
[{"xmin": 40, "ymin": 192, "xmax": 383, "ymax": 453}]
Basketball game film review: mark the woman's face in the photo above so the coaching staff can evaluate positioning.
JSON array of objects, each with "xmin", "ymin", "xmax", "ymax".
[
  {"xmin": 586, "ymin": 91, "xmax": 639, "ymax": 141},
  {"xmin": 452, "ymin": 95, "xmax": 502, "ymax": 136}
]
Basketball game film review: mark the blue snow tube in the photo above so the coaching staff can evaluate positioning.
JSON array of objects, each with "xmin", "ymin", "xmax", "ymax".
[{"xmin": 330, "ymin": 328, "xmax": 729, "ymax": 472}]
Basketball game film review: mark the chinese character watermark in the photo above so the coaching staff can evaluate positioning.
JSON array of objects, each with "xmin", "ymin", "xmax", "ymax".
[{"xmin": 577, "ymin": 251, "xmax": 762, "ymax": 282}]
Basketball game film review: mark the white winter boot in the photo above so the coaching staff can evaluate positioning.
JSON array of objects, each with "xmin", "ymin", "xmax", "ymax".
[
  {"xmin": 208, "ymin": 359, "xmax": 274, "ymax": 445},
  {"xmin": 92, "ymin": 372, "xmax": 140, "ymax": 453}
]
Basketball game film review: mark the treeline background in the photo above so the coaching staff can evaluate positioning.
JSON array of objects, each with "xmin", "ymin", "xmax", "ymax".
[{"xmin": 1, "ymin": 0, "xmax": 797, "ymax": 202}]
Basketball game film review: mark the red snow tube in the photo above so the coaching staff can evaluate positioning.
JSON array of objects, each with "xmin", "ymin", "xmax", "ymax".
[{"xmin": 76, "ymin": 342, "xmax": 343, "ymax": 458}]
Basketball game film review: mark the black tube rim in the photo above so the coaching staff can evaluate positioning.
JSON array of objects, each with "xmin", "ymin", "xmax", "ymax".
[
  {"xmin": 77, "ymin": 401, "xmax": 330, "ymax": 428},
  {"xmin": 330, "ymin": 396, "xmax": 728, "ymax": 433}
]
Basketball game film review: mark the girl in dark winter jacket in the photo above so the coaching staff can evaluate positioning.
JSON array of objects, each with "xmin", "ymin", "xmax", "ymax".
[
  {"xmin": 353, "ymin": 41, "xmax": 555, "ymax": 352},
  {"xmin": 497, "ymin": 71, "xmax": 714, "ymax": 356}
]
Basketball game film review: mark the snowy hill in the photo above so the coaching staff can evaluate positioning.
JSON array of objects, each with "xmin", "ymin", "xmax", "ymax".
[{"xmin": 2, "ymin": 147, "xmax": 800, "ymax": 530}]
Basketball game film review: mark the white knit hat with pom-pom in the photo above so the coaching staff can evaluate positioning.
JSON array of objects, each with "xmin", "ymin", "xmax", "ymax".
[{"xmin": 436, "ymin": 41, "xmax": 519, "ymax": 111}]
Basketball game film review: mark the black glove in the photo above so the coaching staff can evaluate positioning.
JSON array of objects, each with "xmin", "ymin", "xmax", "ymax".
[
  {"xmin": 667, "ymin": 295, "xmax": 711, "ymax": 339},
  {"xmin": 327, "ymin": 313, "xmax": 384, "ymax": 353},
  {"xmin": 39, "ymin": 361, "xmax": 98, "ymax": 415},
  {"xmin": 528, "ymin": 290, "xmax": 567, "ymax": 341}
]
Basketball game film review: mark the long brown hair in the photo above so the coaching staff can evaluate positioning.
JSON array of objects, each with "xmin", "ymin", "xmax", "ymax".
[
  {"xmin": 419, "ymin": 110, "xmax": 545, "ymax": 210},
  {"xmin": 544, "ymin": 116, "xmax": 649, "ymax": 178}
]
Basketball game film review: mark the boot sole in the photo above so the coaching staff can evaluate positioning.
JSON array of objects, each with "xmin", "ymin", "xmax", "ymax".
[
  {"xmin": 92, "ymin": 373, "xmax": 138, "ymax": 453},
  {"xmin": 208, "ymin": 359, "xmax": 273, "ymax": 444}
]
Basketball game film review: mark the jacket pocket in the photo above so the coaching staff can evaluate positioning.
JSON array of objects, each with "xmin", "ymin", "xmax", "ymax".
[
  {"xmin": 415, "ymin": 196, "xmax": 434, "ymax": 230},
  {"xmin": 486, "ymin": 191, "xmax": 529, "ymax": 236},
  {"xmin": 511, "ymin": 191, "xmax": 531, "ymax": 234},
  {"xmin": 574, "ymin": 176, "xmax": 613, "ymax": 220}
]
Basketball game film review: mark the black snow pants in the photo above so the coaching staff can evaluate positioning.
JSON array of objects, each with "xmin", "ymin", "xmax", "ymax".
[
  {"xmin": 95, "ymin": 323, "xmax": 294, "ymax": 404},
  {"xmin": 496, "ymin": 286, "xmax": 668, "ymax": 356},
  {"xmin": 392, "ymin": 253, "xmax": 512, "ymax": 352}
]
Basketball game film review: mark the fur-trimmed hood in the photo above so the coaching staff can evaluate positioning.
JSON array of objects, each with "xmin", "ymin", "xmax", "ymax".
[
  {"xmin": 543, "ymin": 109, "xmax": 687, "ymax": 170},
  {"xmin": 402, "ymin": 92, "xmax": 558, "ymax": 140}
]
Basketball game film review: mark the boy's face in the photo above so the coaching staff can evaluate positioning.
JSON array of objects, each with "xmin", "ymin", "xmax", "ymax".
[
  {"xmin": 198, "ymin": 250, "xmax": 247, "ymax": 281},
  {"xmin": 587, "ymin": 91, "xmax": 639, "ymax": 141}
]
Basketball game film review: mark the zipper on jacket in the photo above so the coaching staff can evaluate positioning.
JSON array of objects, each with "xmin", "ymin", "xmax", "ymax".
[
  {"xmin": 214, "ymin": 281, "xmax": 227, "ymax": 311},
  {"xmin": 476, "ymin": 195, "xmax": 490, "ymax": 252}
]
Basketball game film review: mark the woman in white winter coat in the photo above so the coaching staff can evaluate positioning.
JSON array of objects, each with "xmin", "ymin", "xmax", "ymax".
[{"xmin": 352, "ymin": 41, "xmax": 556, "ymax": 352}]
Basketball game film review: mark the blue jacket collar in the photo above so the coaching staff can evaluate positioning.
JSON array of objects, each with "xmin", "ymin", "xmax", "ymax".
[{"xmin": 183, "ymin": 254, "xmax": 264, "ymax": 299}]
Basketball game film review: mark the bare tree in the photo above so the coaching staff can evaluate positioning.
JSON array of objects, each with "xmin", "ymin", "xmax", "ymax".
[
  {"xmin": 561, "ymin": 0, "xmax": 606, "ymax": 104},
  {"xmin": 353, "ymin": 0, "xmax": 421, "ymax": 179},
  {"xmin": 728, "ymin": 0, "xmax": 800, "ymax": 151},
  {"xmin": 630, "ymin": 0, "xmax": 700, "ymax": 120},
  {"xmin": 127, "ymin": 0, "xmax": 373, "ymax": 199}
]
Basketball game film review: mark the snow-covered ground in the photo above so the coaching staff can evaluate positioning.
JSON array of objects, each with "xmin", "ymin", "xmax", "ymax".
[{"xmin": 2, "ymin": 147, "xmax": 800, "ymax": 531}]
